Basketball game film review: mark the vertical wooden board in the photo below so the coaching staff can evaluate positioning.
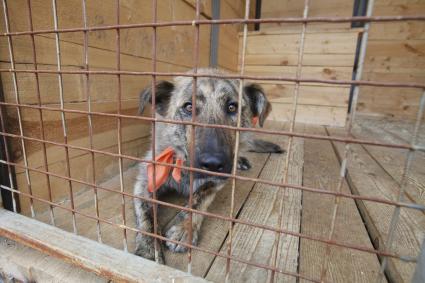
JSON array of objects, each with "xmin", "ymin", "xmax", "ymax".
[
  {"xmin": 327, "ymin": 126, "xmax": 425, "ymax": 283},
  {"xmin": 206, "ymin": 137, "xmax": 303, "ymax": 283},
  {"xmin": 299, "ymin": 125, "xmax": 385, "ymax": 283}
]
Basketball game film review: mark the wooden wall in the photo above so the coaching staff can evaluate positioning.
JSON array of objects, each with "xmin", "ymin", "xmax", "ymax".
[
  {"xmin": 358, "ymin": 0, "xmax": 425, "ymax": 120},
  {"xmin": 240, "ymin": 29, "xmax": 359, "ymax": 127},
  {"xmin": 0, "ymin": 0, "xmax": 244, "ymax": 214},
  {"xmin": 260, "ymin": 0, "xmax": 425, "ymax": 120},
  {"xmin": 260, "ymin": 0, "xmax": 354, "ymax": 31},
  {"xmin": 240, "ymin": 0, "xmax": 357, "ymax": 126}
]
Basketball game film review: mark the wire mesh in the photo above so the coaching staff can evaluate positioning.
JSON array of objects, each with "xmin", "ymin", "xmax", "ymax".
[{"xmin": 0, "ymin": 0, "xmax": 424, "ymax": 282}]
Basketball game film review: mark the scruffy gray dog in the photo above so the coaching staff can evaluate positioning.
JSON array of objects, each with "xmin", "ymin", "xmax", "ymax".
[{"xmin": 133, "ymin": 68, "xmax": 283, "ymax": 263}]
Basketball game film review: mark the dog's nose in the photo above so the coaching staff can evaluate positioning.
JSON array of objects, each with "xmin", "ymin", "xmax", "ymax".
[{"xmin": 199, "ymin": 153, "xmax": 225, "ymax": 172}]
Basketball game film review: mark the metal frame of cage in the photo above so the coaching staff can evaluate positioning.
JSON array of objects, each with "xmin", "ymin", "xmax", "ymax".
[{"xmin": 0, "ymin": 0, "xmax": 424, "ymax": 282}]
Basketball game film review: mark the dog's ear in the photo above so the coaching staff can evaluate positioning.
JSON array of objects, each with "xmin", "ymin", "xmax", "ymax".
[
  {"xmin": 139, "ymin": 81, "xmax": 174, "ymax": 116},
  {"xmin": 244, "ymin": 83, "xmax": 271, "ymax": 127}
]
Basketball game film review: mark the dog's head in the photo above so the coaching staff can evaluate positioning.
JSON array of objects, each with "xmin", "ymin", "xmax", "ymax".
[{"xmin": 139, "ymin": 69, "xmax": 271, "ymax": 192}]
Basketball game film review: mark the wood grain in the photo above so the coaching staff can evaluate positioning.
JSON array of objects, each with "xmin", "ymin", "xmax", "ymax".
[
  {"xmin": 327, "ymin": 126, "xmax": 425, "ymax": 283},
  {"xmin": 299, "ymin": 125, "xmax": 385, "ymax": 283},
  {"xmin": 206, "ymin": 137, "xmax": 302, "ymax": 283}
]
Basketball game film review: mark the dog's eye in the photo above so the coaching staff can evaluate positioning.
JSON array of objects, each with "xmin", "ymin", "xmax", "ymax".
[
  {"xmin": 227, "ymin": 102, "xmax": 238, "ymax": 114},
  {"xmin": 183, "ymin": 102, "xmax": 192, "ymax": 114}
]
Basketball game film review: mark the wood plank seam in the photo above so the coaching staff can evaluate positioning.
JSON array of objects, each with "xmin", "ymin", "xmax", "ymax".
[{"xmin": 201, "ymin": 152, "xmax": 273, "ymax": 278}]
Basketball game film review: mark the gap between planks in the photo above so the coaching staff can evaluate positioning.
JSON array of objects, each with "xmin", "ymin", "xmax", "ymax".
[{"xmin": 325, "ymin": 123, "xmax": 424, "ymax": 283}]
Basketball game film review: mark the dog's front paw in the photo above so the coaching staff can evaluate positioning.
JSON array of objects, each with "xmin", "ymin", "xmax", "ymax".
[
  {"xmin": 237, "ymin": 156, "xmax": 252, "ymax": 171},
  {"xmin": 165, "ymin": 222, "xmax": 198, "ymax": 253},
  {"xmin": 135, "ymin": 235, "xmax": 165, "ymax": 264}
]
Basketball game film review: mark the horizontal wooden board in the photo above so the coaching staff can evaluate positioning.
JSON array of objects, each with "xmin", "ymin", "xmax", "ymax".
[
  {"xmin": 0, "ymin": 0, "xmax": 211, "ymax": 68},
  {"xmin": 269, "ymin": 103, "xmax": 347, "ymax": 127},
  {"xmin": 357, "ymin": 87, "xmax": 424, "ymax": 120},
  {"xmin": 17, "ymin": 135, "xmax": 149, "ymax": 214},
  {"xmin": 243, "ymin": 32, "xmax": 359, "ymax": 55},
  {"xmin": 0, "ymin": 36, "xmax": 189, "ymax": 104},
  {"xmin": 244, "ymin": 65, "xmax": 354, "ymax": 81},
  {"xmin": 0, "ymin": 208, "xmax": 207, "ymax": 282},
  {"xmin": 263, "ymin": 84, "xmax": 349, "ymax": 107},
  {"xmin": 242, "ymin": 53, "xmax": 357, "ymax": 67},
  {"xmin": 0, "ymin": 236, "xmax": 107, "ymax": 282},
  {"xmin": 358, "ymin": 0, "xmax": 425, "ymax": 119},
  {"xmin": 260, "ymin": 0, "xmax": 354, "ymax": 30}
]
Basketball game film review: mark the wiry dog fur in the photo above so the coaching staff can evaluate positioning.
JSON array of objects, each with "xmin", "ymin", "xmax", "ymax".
[{"xmin": 133, "ymin": 68, "xmax": 283, "ymax": 263}]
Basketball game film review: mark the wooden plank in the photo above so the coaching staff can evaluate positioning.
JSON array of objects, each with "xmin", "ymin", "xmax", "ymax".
[
  {"xmin": 244, "ymin": 65, "xmax": 354, "ymax": 81},
  {"xmin": 263, "ymin": 84, "xmax": 350, "ymax": 107},
  {"xmin": 269, "ymin": 104, "xmax": 347, "ymax": 127},
  {"xmin": 326, "ymin": 126, "xmax": 425, "ymax": 283},
  {"xmin": 352, "ymin": 116, "xmax": 425, "ymax": 206},
  {"xmin": 244, "ymin": 32, "xmax": 359, "ymax": 55},
  {"xmin": 0, "ymin": 0, "xmax": 211, "ymax": 68},
  {"xmin": 0, "ymin": 236, "xmax": 107, "ymax": 283},
  {"xmin": 359, "ymin": 0, "xmax": 425, "ymax": 119},
  {"xmin": 299, "ymin": 125, "xmax": 386, "ymax": 282},
  {"xmin": 17, "ymin": 135, "xmax": 150, "ymax": 215},
  {"xmin": 0, "ymin": 36, "xmax": 188, "ymax": 104},
  {"xmin": 0, "ymin": 208, "xmax": 207, "ymax": 283},
  {"xmin": 206, "ymin": 137, "xmax": 303, "ymax": 283},
  {"xmin": 260, "ymin": 0, "xmax": 354, "ymax": 30},
  {"xmin": 242, "ymin": 53, "xmax": 357, "ymax": 67},
  {"xmin": 357, "ymin": 87, "xmax": 424, "ymax": 120}
]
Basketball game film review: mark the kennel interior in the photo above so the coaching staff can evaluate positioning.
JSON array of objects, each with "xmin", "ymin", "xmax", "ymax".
[{"xmin": 0, "ymin": 0, "xmax": 424, "ymax": 282}]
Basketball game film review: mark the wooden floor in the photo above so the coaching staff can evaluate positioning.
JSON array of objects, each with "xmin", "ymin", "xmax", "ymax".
[{"xmin": 33, "ymin": 115, "xmax": 424, "ymax": 283}]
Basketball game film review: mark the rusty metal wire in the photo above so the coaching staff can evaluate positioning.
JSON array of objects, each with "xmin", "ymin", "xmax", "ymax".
[
  {"xmin": 0, "ymin": 68, "xmax": 424, "ymax": 89},
  {"xmin": 0, "ymin": 0, "xmax": 424, "ymax": 282},
  {"xmin": 1, "ymin": 15, "xmax": 425, "ymax": 37}
]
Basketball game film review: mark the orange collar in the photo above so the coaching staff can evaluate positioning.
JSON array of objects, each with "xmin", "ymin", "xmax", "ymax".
[
  {"xmin": 252, "ymin": 116, "xmax": 259, "ymax": 127},
  {"xmin": 147, "ymin": 147, "xmax": 183, "ymax": 192}
]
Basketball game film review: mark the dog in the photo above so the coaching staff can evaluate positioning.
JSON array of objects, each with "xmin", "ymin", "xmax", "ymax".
[{"xmin": 133, "ymin": 68, "xmax": 283, "ymax": 263}]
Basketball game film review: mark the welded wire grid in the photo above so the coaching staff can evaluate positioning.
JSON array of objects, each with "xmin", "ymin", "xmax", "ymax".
[{"xmin": 0, "ymin": 0, "xmax": 424, "ymax": 282}]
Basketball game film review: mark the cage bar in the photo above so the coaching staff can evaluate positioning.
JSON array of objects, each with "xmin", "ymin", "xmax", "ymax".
[{"xmin": 0, "ymin": 0, "xmax": 423, "ymax": 282}]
